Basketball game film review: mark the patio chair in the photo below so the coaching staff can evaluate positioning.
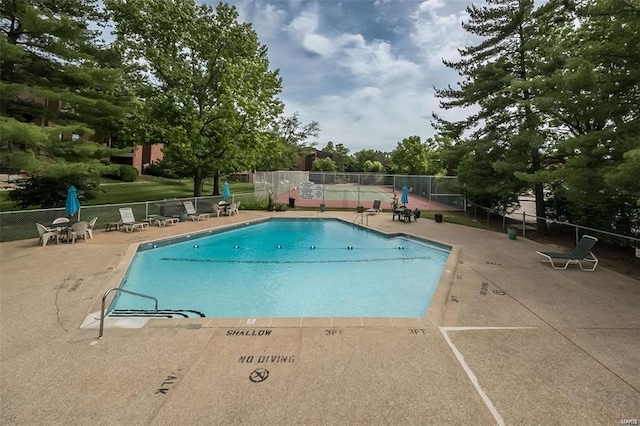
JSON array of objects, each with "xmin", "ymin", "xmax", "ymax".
[
  {"xmin": 36, "ymin": 223, "xmax": 59, "ymax": 246},
  {"xmin": 392, "ymin": 205, "xmax": 407, "ymax": 221},
  {"xmin": 536, "ymin": 235, "xmax": 599, "ymax": 271},
  {"xmin": 212, "ymin": 204, "xmax": 223, "ymax": 218},
  {"xmin": 226, "ymin": 202, "xmax": 238, "ymax": 216},
  {"xmin": 366, "ymin": 199, "xmax": 382, "ymax": 215},
  {"xmin": 183, "ymin": 201, "xmax": 210, "ymax": 221},
  {"xmin": 118, "ymin": 207, "xmax": 149, "ymax": 232},
  {"xmin": 401, "ymin": 208, "xmax": 414, "ymax": 223},
  {"xmin": 52, "ymin": 217, "xmax": 70, "ymax": 225},
  {"xmin": 68, "ymin": 221, "xmax": 90, "ymax": 244},
  {"xmin": 86, "ymin": 217, "xmax": 98, "ymax": 239}
]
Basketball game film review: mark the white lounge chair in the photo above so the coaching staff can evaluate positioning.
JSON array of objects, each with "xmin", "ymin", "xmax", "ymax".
[
  {"xmin": 183, "ymin": 201, "xmax": 209, "ymax": 221},
  {"xmin": 536, "ymin": 235, "xmax": 599, "ymax": 271},
  {"xmin": 146, "ymin": 214, "xmax": 179, "ymax": 227},
  {"xmin": 118, "ymin": 207, "xmax": 149, "ymax": 232},
  {"xmin": 36, "ymin": 223, "xmax": 59, "ymax": 246}
]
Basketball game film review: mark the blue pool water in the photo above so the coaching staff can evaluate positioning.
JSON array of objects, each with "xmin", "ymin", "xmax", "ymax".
[{"xmin": 112, "ymin": 219, "xmax": 450, "ymax": 317}]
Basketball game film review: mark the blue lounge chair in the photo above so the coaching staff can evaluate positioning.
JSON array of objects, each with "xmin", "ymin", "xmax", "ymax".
[{"xmin": 536, "ymin": 235, "xmax": 598, "ymax": 271}]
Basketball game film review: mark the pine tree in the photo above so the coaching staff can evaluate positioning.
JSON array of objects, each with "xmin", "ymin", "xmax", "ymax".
[
  {"xmin": 434, "ymin": 0, "xmax": 555, "ymax": 231},
  {"xmin": 0, "ymin": 0, "xmax": 131, "ymax": 179}
]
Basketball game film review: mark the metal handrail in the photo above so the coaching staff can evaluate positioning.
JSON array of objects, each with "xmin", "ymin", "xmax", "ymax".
[{"xmin": 98, "ymin": 287, "xmax": 158, "ymax": 339}]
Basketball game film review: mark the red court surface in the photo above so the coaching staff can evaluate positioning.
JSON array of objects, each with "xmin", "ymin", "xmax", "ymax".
[{"xmin": 275, "ymin": 189, "xmax": 459, "ymax": 211}]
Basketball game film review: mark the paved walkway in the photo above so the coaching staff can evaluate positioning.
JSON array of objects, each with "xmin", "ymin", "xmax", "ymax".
[{"xmin": 1, "ymin": 210, "xmax": 638, "ymax": 425}]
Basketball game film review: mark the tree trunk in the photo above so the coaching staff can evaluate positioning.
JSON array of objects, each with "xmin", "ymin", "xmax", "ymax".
[
  {"xmin": 534, "ymin": 182, "xmax": 547, "ymax": 234},
  {"xmin": 194, "ymin": 176, "xmax": 203, "ymax": 197},
  {"xmin": 531, "ymin": 148, "xmax": 548, "ymax": 235},
  {"xmin": 212, "ymin": 172, "xmax": 220, "ymax": 196}
]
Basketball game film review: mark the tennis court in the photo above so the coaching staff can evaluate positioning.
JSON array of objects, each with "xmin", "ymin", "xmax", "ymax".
[
  {"xmin": 256, "ymin": 171, "xmax": 465, "ymax": 211},
  {"xmin": 275, "ymin": 184, "xmax": 459, "ymax": 211}
]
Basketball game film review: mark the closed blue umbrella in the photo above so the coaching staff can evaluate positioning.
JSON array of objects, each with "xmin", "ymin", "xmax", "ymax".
[
  {"xmin": 65, "ymin": 186, "xmax": 80, "ymax": 218},
  {"xmin": 222, "ymin": 181, "xmax": 231, "ymax": 200},
  {"xmin": 401, "ymin": 185, "xmax": 409, "ymax": 206}
]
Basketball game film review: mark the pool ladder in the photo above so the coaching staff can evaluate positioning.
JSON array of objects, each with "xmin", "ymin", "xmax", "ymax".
[
  {"xmin": 353, "ymin": 212, "xmax": 367, "ymax": 226},
  {"xmin": 99, "ymin": 288, "xmax": 158, "ymax": 339}
]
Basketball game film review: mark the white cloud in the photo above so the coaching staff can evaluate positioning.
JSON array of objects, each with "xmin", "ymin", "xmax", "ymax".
[
  {"xmin": 410, "ymin": 0, "xmax": 471, "ymax": 67},
  {"xmin": 286, "ymin": 5, "xmax": 340, "ymax": 58},
  {"xmin": 224, "ymin": 0, "xmax": 479, "ymax": 152},
  {"xmin": 253, "ymin": 4, "xmax": 287, "ymax": 40},
  {"xmin": 287, "ymin": 7, "xmax": 318, "ymax": 37},
  {"xmin": 302, "ymin": 33, "xmax": 334, "ymax": 57},
  {"xmin": 418, "ymin": 0, "xmax": 445, "ymax": 14},
  {"xmin": 336, "ymin": 36, "xmax": 421, "ymax": 84}
]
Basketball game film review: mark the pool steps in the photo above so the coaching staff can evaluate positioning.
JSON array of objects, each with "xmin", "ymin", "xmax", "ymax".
[{"xmin": 110, "ymin": 309, "xmax": 206, "ymax": 318}]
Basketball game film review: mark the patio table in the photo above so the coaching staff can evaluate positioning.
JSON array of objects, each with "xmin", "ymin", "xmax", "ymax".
[
  {"xmin": 218, "ymin": 201, "xmax": 230, "ymax": 215},
  {"xmin": 47, "ymin": 222, "xmax": 74, "ymax": 242}
]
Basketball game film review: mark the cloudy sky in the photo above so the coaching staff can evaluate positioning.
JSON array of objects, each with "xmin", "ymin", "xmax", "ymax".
[{"xmin": 205, "ymin": 0, "xmax": 477, "ymax": 153}]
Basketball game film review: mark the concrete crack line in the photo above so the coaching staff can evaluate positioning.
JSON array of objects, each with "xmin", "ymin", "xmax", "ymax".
[{"xmin": 54, "ymin": 271, "xmax": 79, "ymax": 333}]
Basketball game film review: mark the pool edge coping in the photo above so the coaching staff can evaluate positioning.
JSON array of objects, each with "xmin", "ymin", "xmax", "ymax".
[{"xmin": 80, "ymin": 217, "xmax": 458, "ymax": 331}]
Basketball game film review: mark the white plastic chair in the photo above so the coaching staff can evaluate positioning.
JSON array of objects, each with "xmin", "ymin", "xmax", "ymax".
[
  {"xmin": 52, "ymin": 217, "xmax": 70, "ymax": 225},
  {"xmin": 68, "ymin": 221, "xmax": 90, "ymax": 244},
  {"xmin": 87, "ymin": 217, "xmax": 98, "ymax": 239},
  {"xmin": 36, "ymin": 223, "xmax": 59, "ymax": 246},
  {"xmin": 226, "ymin": 202, "xmax": 238, "ymax": 216},
  {"xmin": 212, "ymin": 204, "xmax": 222, "ymax": 218}
]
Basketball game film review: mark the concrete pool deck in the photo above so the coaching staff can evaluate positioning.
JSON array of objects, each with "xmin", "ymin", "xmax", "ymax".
[{"xmin": 0, "ymin": 210, "xmax": 638, "ymax": 424}]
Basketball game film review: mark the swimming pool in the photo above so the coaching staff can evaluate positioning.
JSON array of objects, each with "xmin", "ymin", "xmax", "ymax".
[{"xmin": 111, "ymin": 218, "xmax": 450, "ymax": 318}]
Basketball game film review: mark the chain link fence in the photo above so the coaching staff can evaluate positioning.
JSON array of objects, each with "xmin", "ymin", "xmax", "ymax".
[
  {"xmin": 0, "ymin": 192, "xmax": 256, "ymax": 242},
  {"xmin": 254, "ymin": 171, "xmax": 464, "ymax": 210},
  {"xmin": 465, "ymin": 201, "xmax": 640, "ymax": 261}
]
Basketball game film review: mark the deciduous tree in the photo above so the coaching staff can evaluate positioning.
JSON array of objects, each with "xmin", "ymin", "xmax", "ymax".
[
  {"xmin": 255, "ymin": 112, "xmax": 319, "ymax": 171},
  {"xmin": 390, "ymin": 136, "xmax": 433, "ymax": 175},
  {"xmin": 107, "ymin": 0, "xmax": 283, "ymax": 196}
]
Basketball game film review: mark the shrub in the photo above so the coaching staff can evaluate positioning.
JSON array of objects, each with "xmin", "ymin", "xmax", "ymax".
[
  {"xmin": 8, "ymin": 174, "xmax": 99, "ymax": 208},
  {"xmin": 119, "ymin": 165, "xmax": 139, "ymax": 182},
  {"xmin": 144, "ymin": 161, "xmax": 179, "ymax": 179},
  {"xmin": 233, "ymin": 197, "xmax": 267, "ymax": 210}
]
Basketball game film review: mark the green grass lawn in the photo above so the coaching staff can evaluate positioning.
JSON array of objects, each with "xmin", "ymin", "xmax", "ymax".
[{"xmin": 0, "ymin": 177, "xmax": 255, "ymax": 211}]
